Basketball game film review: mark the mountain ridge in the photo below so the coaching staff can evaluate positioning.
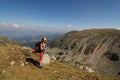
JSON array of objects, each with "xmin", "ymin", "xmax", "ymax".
[
  {"xmin": 0, "ymin": 36, "xmax": 21, "ymax": 46},
  {"xmin": 0, "ymin": 35, "xmax": 120, "ymax": 79},
  {"xmin": 50, "ymin": 29, "xmax": 120, "ymax": 76},
  {"xmin": 0, "ymin": 36, "xmax": 105, "ymax": 80}
]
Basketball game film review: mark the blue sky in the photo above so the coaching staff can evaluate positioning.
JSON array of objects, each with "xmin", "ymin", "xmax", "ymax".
[{"xmin": 0, "ymin": 0, "xmax": 120, "ymax": 32}]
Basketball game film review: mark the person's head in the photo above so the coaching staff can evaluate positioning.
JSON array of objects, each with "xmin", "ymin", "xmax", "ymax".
[{"xmin": 42, "ymin": 36, "xmax": 47, "ymax": 43}]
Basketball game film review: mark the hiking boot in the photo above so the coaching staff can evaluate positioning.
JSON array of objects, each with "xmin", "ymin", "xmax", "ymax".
[
  {"xmin": 35, "ymin": 61, "xmax": 39, "ymax": 67},
  {"xmin": 40, "ymin": 65, "xmax": 44, "ymax": 69},
  {"xmin": 39, "ymin": 63, "xmax": 44, "ymax": 69}
]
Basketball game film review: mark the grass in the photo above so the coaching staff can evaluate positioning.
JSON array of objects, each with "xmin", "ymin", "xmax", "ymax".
[
  {"xmin": 0, "ymin": 44, "xmax": 120, "ymax": 80},
  {"xmin": 2, "ymin": 61, "xmax": 119, "ymax": 80},
  {"xmin": 0, "ymin": 36, "xmax": 21, "ymax": 46},
  {"xmin": 1, "ymin": 60, "xmax": 101, "ymax": 80}
]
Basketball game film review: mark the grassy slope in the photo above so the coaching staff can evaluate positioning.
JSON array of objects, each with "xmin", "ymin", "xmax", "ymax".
[{"xmin": 0, "ymin": 45, "xmax": 120, "ymax": 80}]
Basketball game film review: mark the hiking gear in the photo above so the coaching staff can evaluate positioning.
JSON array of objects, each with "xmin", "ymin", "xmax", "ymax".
[
  {"xmin": 34, "ymin": 42, "xmax": 42, "ymax": 53},
  {"xmin": 39, "ymin": 63, "xmax": 44, "ymax": 69},
  {"xmin": 34, "ymin": 41, "xmax": 46, "ymax": 53}
]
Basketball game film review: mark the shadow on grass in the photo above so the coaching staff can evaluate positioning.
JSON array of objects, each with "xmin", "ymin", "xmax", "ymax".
[{"xmin": 26, "ymin": 58, "xmax": 40, "ymax": 68}]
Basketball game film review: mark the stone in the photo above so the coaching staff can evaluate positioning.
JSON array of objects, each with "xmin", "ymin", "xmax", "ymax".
[
  {"xmin": 85, "ymin": 66, "xmax": 95, "ymax": 73},
  {"xmin": 20, "ymin": 63, "xmax": 25, "ymax": 66},
  {"xmin": 2, "ymin": 70, "xmax": 5, "ymax": 74},
  {"xmin": 43, "ymin": 54, "xmax": 50, "ymax": 64},
  {"xmin": 10, "ymin": 61, "xmax": 15, "ymax": 67}
]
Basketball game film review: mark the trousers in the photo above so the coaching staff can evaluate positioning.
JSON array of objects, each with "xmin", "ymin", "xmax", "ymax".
[{"xmin": 39, "ymin": 52, "xmax": 44, "ymax": 64}]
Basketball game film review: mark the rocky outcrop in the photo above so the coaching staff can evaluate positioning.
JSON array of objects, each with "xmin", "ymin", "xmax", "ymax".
[{"xmin": 50, "ymin": 29, "xmax": 120, "ymax": 75}]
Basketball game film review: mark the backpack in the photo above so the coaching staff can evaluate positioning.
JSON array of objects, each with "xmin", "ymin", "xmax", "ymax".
[{"xmin": 35, "ymin": 42, "xmax": 42, "ymax": 53}]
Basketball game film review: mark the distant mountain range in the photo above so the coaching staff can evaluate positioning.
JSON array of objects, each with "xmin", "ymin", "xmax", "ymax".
[
  {"xmin": 0, "ymin": 25, "xmax": 63, "ymax": 48},
  {"xmin": 13, "ymin": 33, "xmax": 62, "ymax": 48}
]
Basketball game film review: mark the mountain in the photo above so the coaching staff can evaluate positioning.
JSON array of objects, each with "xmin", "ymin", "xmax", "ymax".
[
  {"xmin": 13, "ymin": 33, "xmax": 61, "ymax": 43},
  {"xmin": 0, "ymin": 23, "xmax": 63, "ymax": 48},
  {"xmin": 50, "ymin": 29, "xmax": 120, "ymax": 76},
  {"xmin": 0, "ymin": 27, "xmax": 62, "ymax": 48},
  {"xmin": 1, "ymin": 36, "xmax": 120, "ymax": 80},
  {"xmin": 0, "ymin": 36, "xmax": 21, "ymax": 46},
  {"xmin": 13, "ymin": 33, "xmax": 62, "ymax": 48}
]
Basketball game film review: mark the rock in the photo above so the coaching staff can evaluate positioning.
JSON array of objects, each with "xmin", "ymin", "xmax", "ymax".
[
  {"xmin": 43, "ymin": 54, "xmax": 50, "ymax": 64},
  {"xmin": 50, "ymin": 56, "xmax": 56, "ymax": 63},
  {"xmin": 25, "ymin": 62, "xmax": 29, "ymax": 65},
  {"xmin": 80, "ymin": 65, "xmax": 83, "ymax": 70},
  {"xmin": 85, "ymin": 66, "xmax": 95, "ymax": 73},
  {"xmin": 51, "ymin": 56, "xmax": 56, "ymax": 60},
  {"xmin": 10, "ymin": 61, "xmax": 15, "ymax": 67},
  {"xmin": 50, "ymin": 60, "xmax": 54, "ymax": 63},
  {"xmin": 2, "ymin": 70, "xmax": 5, "ymax": 74},
  {"xmin": 54, "ymin": 70, "xmax": 57, "ymax": 73},
  {"xmin": 20, "ymin": 56, "xmax": 24, "ymax": 59},
  {"xmin": 5, "ymin": 56, "xmax": 11, "ymax": 59},
  {"xmin": 20, "ymin": 61, "xmax": 25, "ymax": 66},
  {"xmin": 20, "ymin": 63, "xmax": 24, "ymax": 66},
  {"xmin": 22, "ymin": 47, "xmax": 31, "ymax": 50}
]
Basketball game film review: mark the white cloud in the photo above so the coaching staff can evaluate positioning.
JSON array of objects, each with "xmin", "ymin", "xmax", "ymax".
[
  {"xmin": 13, "ymin": 24, "xmax": 19, "ymax": 28},
  {"xmin": 67, "ymin": 24, "xmax": 72, "ymax": 28},
  {"xmin": 0, "ymin": 22, "xmax": 79, "ymax": 33},
  {"xmin": 66, "ymin": 24, "xmax": 79, "ymax": 31},
  {"xmin": 0, "ymin": 23, "xmax": 20, "ymax": 28},
  {"xmin": 114, "ymin": 27, "xmax": 120, "ymax": 30}
]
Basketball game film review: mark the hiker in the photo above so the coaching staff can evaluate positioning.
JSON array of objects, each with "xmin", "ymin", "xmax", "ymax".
[{"xmin": 32, "ymin": 36, "xmax": 47, "ymax": 68}]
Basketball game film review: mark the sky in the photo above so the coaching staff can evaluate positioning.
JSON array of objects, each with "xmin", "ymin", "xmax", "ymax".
[{"xmin": 0, "ymin": 0, "xmax": 120, "ymax": 32}]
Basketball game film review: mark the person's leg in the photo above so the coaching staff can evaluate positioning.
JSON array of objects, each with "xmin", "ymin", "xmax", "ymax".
[{"xmin": 39, "ymin": 52, "xmax": 44, "ymax": 67}]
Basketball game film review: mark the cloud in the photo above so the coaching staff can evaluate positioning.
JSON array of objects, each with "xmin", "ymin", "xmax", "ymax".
[
  {"xmin": 0, "ymin": 22, "xmax": 80, "ymax": 33},
  {"xmin": 66, "ymin": 24, "xmax": 80, "ymax": 31},
  {"xmin": 67, "ymin": 24, "xmax": 72, "ymax": 28},
  {"xmin": 0, "ymin": 23, "xmax": 24, "ymax": 29},
  {"xmin": 13, "ymin": 24, "xmax": 19, "ymax": 28},
  {"xmin": 114, "ymin": 27, "xmax": 120, "ymax": 30}
]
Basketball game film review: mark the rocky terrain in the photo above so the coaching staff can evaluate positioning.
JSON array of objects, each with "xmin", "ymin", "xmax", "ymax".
[
  {"xmin": 50, "ymin": 29, "xmax": 120, "ymax": 76},
  {"xmin": 0, "ymin": 36, "xmax": 120, "ymax": 80},
  {"xmin": 0, "ymin": 36, "xmax": 99, "ymax": 80}
]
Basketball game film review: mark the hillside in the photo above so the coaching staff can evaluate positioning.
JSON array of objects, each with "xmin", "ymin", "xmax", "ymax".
[
  {"xmin": 0, "ymin": 36, "xmax": 120, "ymax": 80},
  {"xmin": 0, "ymin": 36, "xmax": 99, "ymax": 80},
  {"xmin": 50, "ymin": 29, "xmax": 120, "ymax": 76},
  {"xmin": 0, "ymin": 36, "xmax": 20, "ymax": 46},
  {"xmin": 12, "ymin": 33, "xmax": 61, "ymax": 49}
]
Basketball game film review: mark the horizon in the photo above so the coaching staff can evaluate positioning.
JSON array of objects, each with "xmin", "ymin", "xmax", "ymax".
[{"xmin": 0, "ymin": 0, "xmax": 120, "ymax": 33}]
